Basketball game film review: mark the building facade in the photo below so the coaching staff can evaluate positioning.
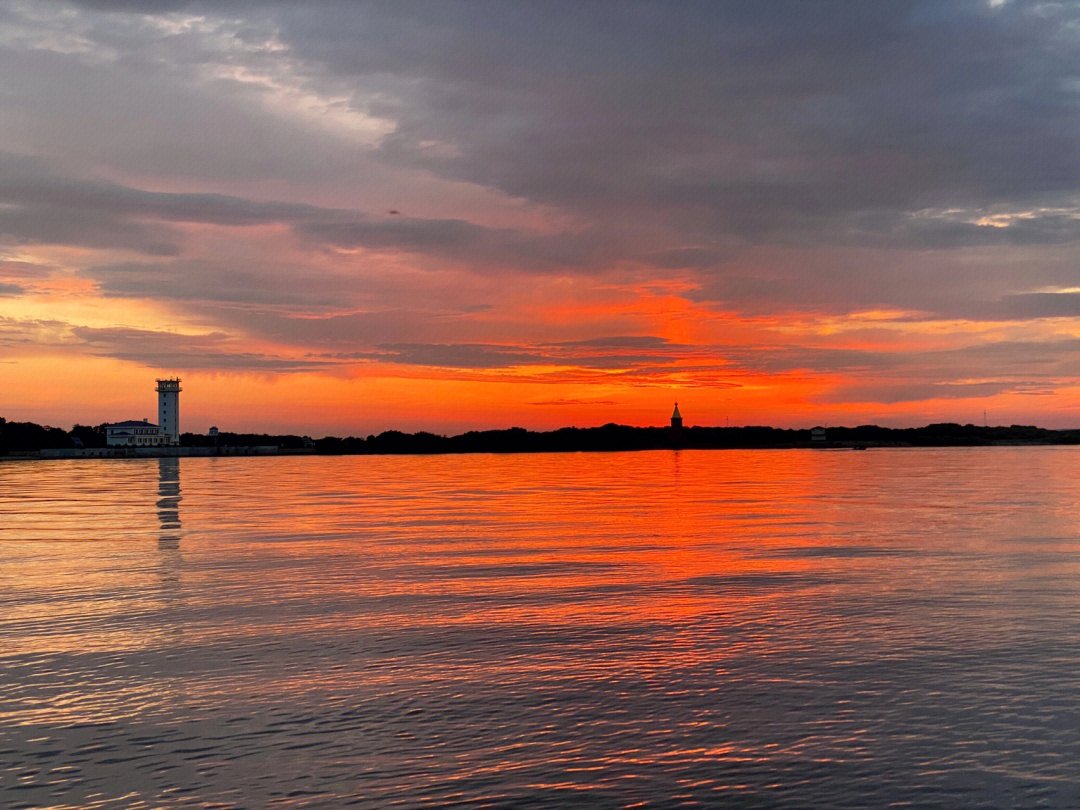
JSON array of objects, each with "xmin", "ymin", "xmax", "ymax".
[{"xmin": 105, "ymin": 419, "xmax": 168, "ymax": 447}]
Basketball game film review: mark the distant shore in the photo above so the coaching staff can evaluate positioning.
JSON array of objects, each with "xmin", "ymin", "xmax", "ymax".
[{"xmin": 4, "ymin": 420, "xmax": 1080, "ymax": 459}]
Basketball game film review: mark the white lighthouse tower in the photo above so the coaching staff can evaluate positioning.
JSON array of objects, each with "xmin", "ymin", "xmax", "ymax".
[{"xmin": 156, "ymin": 378, "xmax": 181, "ymax": 446}]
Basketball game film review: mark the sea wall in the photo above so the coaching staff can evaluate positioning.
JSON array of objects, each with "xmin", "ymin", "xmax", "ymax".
[{"xmin": 37, "ymin": 446, "xmax": 283, "ymax": 459}]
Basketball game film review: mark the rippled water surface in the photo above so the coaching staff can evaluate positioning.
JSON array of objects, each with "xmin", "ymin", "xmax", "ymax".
[{"xmin": 4, "ymin": 448, "xmax": 1080, "ymax": 808}]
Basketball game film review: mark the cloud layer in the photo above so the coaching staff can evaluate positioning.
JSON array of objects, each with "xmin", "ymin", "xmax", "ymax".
[{"xmin": 3, "ymin": 1, "xmax": 1080, "ymax": 430}]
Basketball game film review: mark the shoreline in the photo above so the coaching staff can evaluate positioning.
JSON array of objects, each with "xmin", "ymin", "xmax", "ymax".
[
  {"xmin": 5, "ymin": 440, "xmax": 1080, "ymax": 462},
  {"xmin": 5, "ymin": 421, "xmax": 1080, "ymax": 460}
]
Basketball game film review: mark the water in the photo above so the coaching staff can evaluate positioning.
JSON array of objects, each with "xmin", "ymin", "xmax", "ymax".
[{"xmin": 3, "ymin": 448, "xmax": 1080, "ymax": 808}]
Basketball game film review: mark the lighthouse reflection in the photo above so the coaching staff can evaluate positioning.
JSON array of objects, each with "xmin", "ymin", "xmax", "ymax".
[
  {"xmin": 157, "ymin": 457, "xmax": 182, "ymax": 556},
  {"xmin": 155, "ymin": 458, "xmax": 184, "ymax": 653}
]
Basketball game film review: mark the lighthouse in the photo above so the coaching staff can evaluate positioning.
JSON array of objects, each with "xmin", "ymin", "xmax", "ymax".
[
  {"xmin": 156, "ymin": 378, "xmax": 181, "ymax": 446},
  {"xmin": 670, "ymin": 402, "xmax": 683, "ymax": 429}
]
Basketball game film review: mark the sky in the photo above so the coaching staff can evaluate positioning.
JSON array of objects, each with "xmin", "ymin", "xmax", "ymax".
[{"xmin": 3, "ymin": 0, "xmax": 1080, "ymax": 435}]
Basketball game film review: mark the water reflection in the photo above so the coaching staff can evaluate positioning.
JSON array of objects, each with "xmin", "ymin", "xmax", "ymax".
[
  {"xmin": 3, "ymin": 449, "xmax": 1080, "ymax": 808},
  {"xmin": 157, "ymin": 458, "xmax": 182, "ymax": 537},
  {"xmin": 156, "ymin": 457, "xmax": 182, "ymax": 588}
]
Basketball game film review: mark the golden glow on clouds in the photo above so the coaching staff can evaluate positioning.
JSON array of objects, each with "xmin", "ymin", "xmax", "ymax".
[{"xmin": 6, "ymin": 235, "xmax": 1080, "ymax": 433}]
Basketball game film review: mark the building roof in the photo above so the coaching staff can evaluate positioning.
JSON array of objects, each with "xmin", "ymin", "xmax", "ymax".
[
  {"xmin": 671, "ymin": 402, "xmax": 681, "ymax": 419},
  {"xmin": 105, "ymin": 420, "xmax": 160, "ymax": 429}
]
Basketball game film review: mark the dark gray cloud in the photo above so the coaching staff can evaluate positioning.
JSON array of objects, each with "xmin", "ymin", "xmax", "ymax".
[
  {"xmin": 370, "ymin": 336, "xmax": 699, "ymax": 370},
  {"xmin": 300, "ymin": 217, "xmax": 603, "ymax": 272},
  {"xmin": 0, "ymin": 154, "xmax": 329, "ymax": 225},
  {"xmin": 43, "ymin": 1, "xmax": 1079, "ymax": 266},
  {"xmin": 0, "ymin": 156, "xmax": 173, "ymax": 254},
  {"xmin": 717, "ymin": 335, "xmax": 1080, "ymax": 405},
  {"xmin": 53, "ymin": 319, "xmax": 707, "ymax": 377},
  {"xmin": 557, "ymin": 336, "xmax": 675, "ymax": 350},
  {"xmin": 831, "ymin": 209, "xmax": 1080, "ymax": 250},
  {"xmin": 816, "ymin": 380, "xmax": 1058, "ymax": 406},
  {"xmin": 70, "ymin": 325, "xmax": 331, "ymax": 371},
  {"xmin": 0, "ymin": 282, "xmax": 25, "ymax": 296},
  {"xmin": 726, "ymin": 336, "xmax": 1080, "ymax": 378},
  {"xmin": 273, "ymin": 1, "xmax": 1080, "ymax": 246},
  {"xmin": 682, "ymin": 241, "xmax": 1080, "ymax": 320},
  {"xmin": 528, "ymin": 398, "xmax": 619, "ymax": 407},
  {"xmin": 0, "ymin": 155, "xmax": 599, "ymax": 275},
  {"xmin": 87, "ymin": 260, "xmax": 347, "ymax": 307},
  {"xmin": 1000, "ymin": 292, "xmax": 1080, "ymax": 319},
  {"xmin": 371, "ymin": 343, "xmax": 547, "ymax": 369},
  {"xmin": 0, "ymin": 153, "xmax": 337, "ymax": 255}
]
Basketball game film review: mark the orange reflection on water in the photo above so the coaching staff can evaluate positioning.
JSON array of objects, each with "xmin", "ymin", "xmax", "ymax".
[{"xmin": 7, "ymin": 448, "xmax": 1080, "ymax": 806}]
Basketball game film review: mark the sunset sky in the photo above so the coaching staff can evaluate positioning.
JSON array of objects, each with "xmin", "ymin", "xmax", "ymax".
[{"xmin": 3, "ymin": 1, "xmax": 1080, "ymax": 435}]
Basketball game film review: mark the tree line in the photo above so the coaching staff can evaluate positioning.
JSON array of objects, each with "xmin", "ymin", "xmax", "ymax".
[{"xmin": 4, "ymin": 416, "xmax": 1080, "ymax": 456}]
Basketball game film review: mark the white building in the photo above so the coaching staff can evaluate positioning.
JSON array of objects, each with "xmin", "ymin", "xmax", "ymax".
[
  {"xmin": 104, "ymin": 378, "xmax": 182, "ymax": 447},
  {"xmin": 156, "ymin": 378, "xmax": 181, "ymax": 445},
  {"xmin": 105, "ymin": 419, "xmax": 168, "ymax": 447}
]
